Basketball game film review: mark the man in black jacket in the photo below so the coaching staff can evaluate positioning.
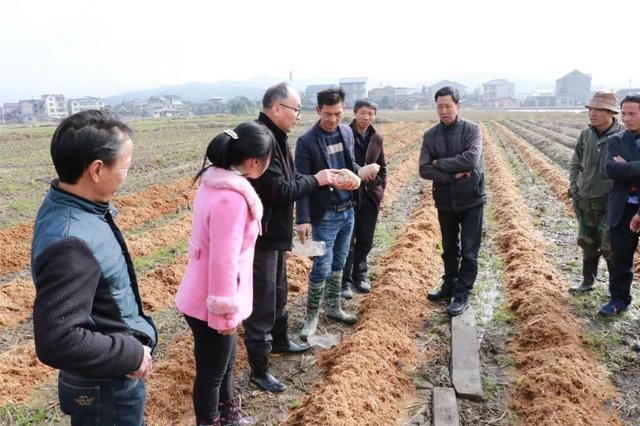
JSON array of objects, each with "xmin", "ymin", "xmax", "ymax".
[
  {"xmin": 31, "ymin": 110, "xmax": 155, "ymax": 425},
  {"xmin": 244, "ymin": 83, "xmax": 338, "ymax": 392},
  {"xmin": 419, "ymin": 86, "xmax": 486, "ymax": 316},
  {"xmin": 602, "ymin": 94, "xmax": 640, "ymax": 316},
  {"xmin": 341, "ymin": 99, "xmax": 387, "ymax": 298}
]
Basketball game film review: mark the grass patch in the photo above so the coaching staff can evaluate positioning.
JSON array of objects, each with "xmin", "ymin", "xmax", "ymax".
[
  {"xmin": 495, "ymin": 353, "xmax": 516, "ymax": 367},
  {"xmin": 564, "ymin": 258, "xmax": 580, "ymax": 268},
  {"xmin": 373, "ymin": 223, "xmax": 398, "ymax": 250},
  {"xmin": 493, "ymin": 302, "xmax": 515, "ymax": 326},
  {"xmin": 0, "ymin": 403, "xmax": 61, "ymax": 425},
  {"xmin": 481, "ymin": 376, "xmax": 501, "ymax": 400},
  {"xmin": 0, "ymin": 182, "xmax": 29, "ymax": 193},
  {"xmin": 569, "ymin": 288, "xmax": 609, "ymax": 317},
  {"xmin": 8, "ymin": 199, "xmax": 38, "ymax": 213},
  {"xmin": 581, "ymin": 329, "xmax": 630, "ymax": 368},
  {"xmin": 134, "ymin": 238, "xmax": 188, "ymax": 272},
  {"xmin": 125, "ymin": 209, "xmax": 189, "ymax": 237}
]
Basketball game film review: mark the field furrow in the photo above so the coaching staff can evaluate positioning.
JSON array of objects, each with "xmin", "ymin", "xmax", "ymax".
[
  {"xmin": 284, "ymin": 186, "xmax": 440, "ymax": 425},
  {"xmin": 501, "ymin": 120, "xmax": 573, "ymax": 169},
  {"xmin": 491, "ymin": 121, "xmax": 573, "ymax": 214},
  {"xmin": 483, "ymin": 124, "xmax": 621, "ymax": 425}
]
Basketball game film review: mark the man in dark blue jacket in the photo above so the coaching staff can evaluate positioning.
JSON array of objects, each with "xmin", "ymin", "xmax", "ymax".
[
  {"xmin": 295, "ymin": 87, "xmax": 362, "ymax": 338},
  {"xmin": 419, "ymin": 86, "xmax": 486, "ymax": 316},
  {"xmin": 603, "ymin": 94, "xmax": 640, "ymax": 316},
  {"xmin": 31, "ymin": 110, "xmax": 156, "ymax": 425}
]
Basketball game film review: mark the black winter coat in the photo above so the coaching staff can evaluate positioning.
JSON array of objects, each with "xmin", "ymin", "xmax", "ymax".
[
  {"xmin": 419, "ymin": 117, "xmax": 486, "ymax": 212},
  {"xmin": 252, "ymin": 113, "xmax": 319, "ymax": 250}
]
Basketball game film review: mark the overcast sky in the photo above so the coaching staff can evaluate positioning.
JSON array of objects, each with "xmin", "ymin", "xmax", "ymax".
[{"xmin": 1, "ymin": 0, "xmax": 639, "ymax": 103}]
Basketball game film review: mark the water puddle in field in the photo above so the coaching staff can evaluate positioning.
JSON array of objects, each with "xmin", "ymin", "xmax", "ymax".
[{"xmin": 472, "ymin": 204, "xmax": 506, "ymax": 339}]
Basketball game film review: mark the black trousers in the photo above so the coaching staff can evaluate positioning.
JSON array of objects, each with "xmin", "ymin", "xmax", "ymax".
[
  {"xmin": 243, "ymin": 248, "xmax": 288, "ymax": 358},
  {"xmin": 438, "ymin": 204, "xmax": 483, "ymax": 299},
  {"xmin": 609, "ymin": 203, "xmax": 638, "ymax": 304},
  {"xmin": 343, "ymin": 194, "xmax": 380, "ymax": 284},
  {"xmin": 184, "ymin": 315, "xmax": 236, "ymax": 424}
]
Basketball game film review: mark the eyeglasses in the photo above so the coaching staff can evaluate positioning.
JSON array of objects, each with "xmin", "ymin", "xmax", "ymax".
[{"xmin": 278, "ymin": 103, "xmax": 301, "ymax": 117}]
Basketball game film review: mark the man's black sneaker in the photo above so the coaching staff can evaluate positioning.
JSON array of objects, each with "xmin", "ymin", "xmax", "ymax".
[{"xmin": 446, "ymin": 297, "xmax": 470, "ymax": 316}]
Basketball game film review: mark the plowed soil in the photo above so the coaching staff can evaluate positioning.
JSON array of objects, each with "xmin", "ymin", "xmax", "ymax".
[
  {"xmin": 284, "ymin": 189, "xmax": 442, "ymax": 426},
  {"xmin": 4, "ymin": 115, "xmax": 636, "ymax": 425},
  {"xmin": 483, "ymin": 124, "xmax": 622, "ymax": 425},
  {"xmin": 0, "ymin": 177, "xmax": 194, "ymax": 276}
]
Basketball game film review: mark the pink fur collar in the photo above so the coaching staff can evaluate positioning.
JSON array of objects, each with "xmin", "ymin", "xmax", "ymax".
[{"xmin": 202, "ymin": 167, "xmax": 263, "ymax": 222}]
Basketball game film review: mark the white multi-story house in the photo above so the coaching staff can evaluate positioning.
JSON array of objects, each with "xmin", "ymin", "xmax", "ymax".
[
  {"xmin": 42, "ymin": 94, "xmax": 68, "ymax": 120},
  {"xmin": 481, "ymin": 79, "xmax": 517, "ymax": 108},
  {"xmin": 68, "ymin": 97, "xmax": 105, "ymax": 114},
  {"xmin": 146, "ymin": 95, "xmax": 185, "ymax": 116},
  {"xmin": 164, "ymin": 95, "xmax": 183, "ymax": 107}
]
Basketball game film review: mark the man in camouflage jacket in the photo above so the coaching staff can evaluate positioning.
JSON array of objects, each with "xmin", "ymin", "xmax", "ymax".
[{"xmin": 569, "ymin": 91, "xmax": 623, "ymax": 293}]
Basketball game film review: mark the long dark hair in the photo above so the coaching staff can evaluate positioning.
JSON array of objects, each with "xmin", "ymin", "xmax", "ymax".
[{"xmin": 194, "ymin": 121, "xmax": 273, "ymax": 184}]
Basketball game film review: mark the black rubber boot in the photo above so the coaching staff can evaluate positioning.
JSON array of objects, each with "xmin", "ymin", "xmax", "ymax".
[
  {"xmin": 324, "ymin": 272, "xmax": 357, "ymax": 324},
  {"xmin": 569, "ymin": 256, "xmax": 599, "ymax": 293},
  {"xmin": 271, "ymin": 314, "xmax": 310, "ymax": 354},
  {"xmin": 248, "ymin": 355, "xmax": 286, "ymax": 393}
]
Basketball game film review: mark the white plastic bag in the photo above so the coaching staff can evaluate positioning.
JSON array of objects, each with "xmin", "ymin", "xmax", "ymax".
[
  {"xmin": 307, "ymin": 333, "xmax": 341, "ymax": 349},
  {"xmin": 291, "ymin": 240, "xmax": 326, "ymax": 257}
]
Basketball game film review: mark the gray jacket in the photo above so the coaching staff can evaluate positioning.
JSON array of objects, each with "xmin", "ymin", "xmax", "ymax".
[
  {"xmin": 569, "ymin": 119, "xmax": 623, "ymax": 200},
  {"xmin": 419, "ymin": 117, "xmax": 486, "ymax": 212}
]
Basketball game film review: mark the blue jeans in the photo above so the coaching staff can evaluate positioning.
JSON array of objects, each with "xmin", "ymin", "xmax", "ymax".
[
  {"xmin": 58, "ymin": 371, "xmax": 145, "ymax": 426},
  {"xmin": 309, "ymin": 208, "xmax": 355, "ymax": 283}
]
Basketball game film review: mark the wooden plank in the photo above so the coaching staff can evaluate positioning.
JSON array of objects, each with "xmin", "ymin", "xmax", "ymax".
[
  {"xmin": 451, "ymin": 307, "xmax": 484, "ymax": 400},
  {"xmin": 432, "ymin": 387, "xmax": 460, "ymax": 426}
]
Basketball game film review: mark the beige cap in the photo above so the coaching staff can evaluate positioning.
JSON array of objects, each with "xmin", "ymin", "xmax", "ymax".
[{"xmin": 585, "ymin": 91, "xmax": 619, "ymax": 114}]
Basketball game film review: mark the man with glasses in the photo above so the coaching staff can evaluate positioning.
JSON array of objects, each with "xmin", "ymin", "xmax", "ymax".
[
  {"xmin": 244, "ymin": 82, "xmax": 339, "ymax": 392},
  {"xmin": 278, "ymin": 102, "xmax": 302, "ymax": 118}
]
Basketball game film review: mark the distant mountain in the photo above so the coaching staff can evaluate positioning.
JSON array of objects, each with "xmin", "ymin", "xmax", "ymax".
[{"xmin": 103, "ymin": 79, "xmax": 279, "ymax": 106}]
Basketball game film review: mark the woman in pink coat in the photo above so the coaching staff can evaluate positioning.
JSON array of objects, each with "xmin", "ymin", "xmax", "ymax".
[{"xmin": 175, "ymin": 122, "xmax": 273, "ymax": 426}]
